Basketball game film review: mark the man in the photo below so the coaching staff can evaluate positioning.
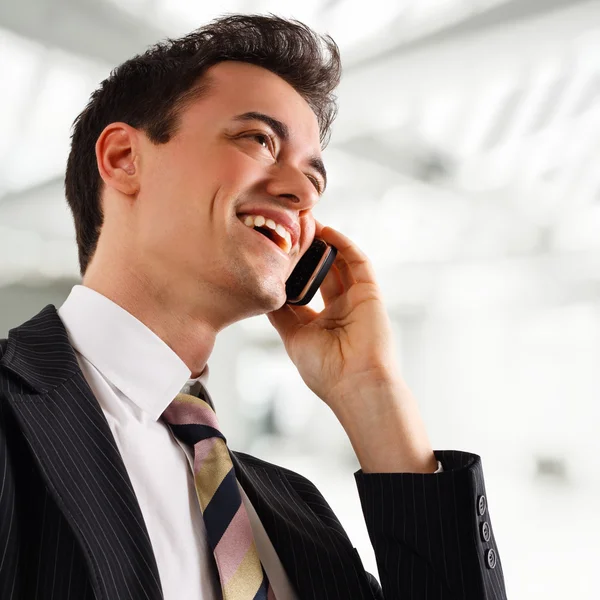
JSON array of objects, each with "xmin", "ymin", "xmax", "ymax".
[{"xmin": 0, "ymin": 14, "xmax": 507, "ymax": 600}]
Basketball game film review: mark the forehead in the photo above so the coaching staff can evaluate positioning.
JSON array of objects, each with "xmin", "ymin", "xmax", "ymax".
[{"xmin": 182, "ymin": 61, "xmax": 321, "ymax": 147}]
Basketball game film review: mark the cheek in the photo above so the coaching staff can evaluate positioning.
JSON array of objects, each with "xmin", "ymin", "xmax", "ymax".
[
  {"xmin": 142, "ymin": 142, "xmax": 267, "ymax": 238},
  {"xmin": 300, "ymin": 218, "xmax": 316, "ymax": 253},
  {"xmin": 145, "ymin": 147, "xmax": 216, "ymax": 221},
  {"xmin": 137, "ymin": 156, "xmax": 201, "ymax": 249},
  {"xmin": 212, "ymin": 148, "xmax": 266, "ymax": 192},
  {"xmin": 143, "ymin": 143, "xmax": 198, "ymax": 201}
]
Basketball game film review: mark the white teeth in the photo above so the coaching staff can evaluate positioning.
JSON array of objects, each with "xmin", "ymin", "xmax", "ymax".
[
  {"xmin": 280, "ymin": 234, "xmax": 291, "ymax": 254},
  {"xmin": 240, "ymin": 214, "xmax": 293, "ymax": 254}
]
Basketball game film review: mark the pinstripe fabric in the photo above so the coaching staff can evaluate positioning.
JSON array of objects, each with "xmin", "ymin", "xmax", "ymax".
[
  {"xmin": 0, "ymin": 390, "xmax": 93, "ymax": 600},
  {"xmin": 355, "ymin": 451, "xmax": 507, "ymax": 599},
  {"xmin": 0, "ymin": 304, "xmax": 508, "ymax": 599},
  {"xmin": 163, "ymin": 392, "xmax": 272, "ymax": 600},
  {"xmin": 0, "ymin": 328, "xmax": 163, "ymax": 600}
]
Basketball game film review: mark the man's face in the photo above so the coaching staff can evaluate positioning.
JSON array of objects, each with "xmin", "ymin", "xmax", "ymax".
[{"xmin": 134, "ymin": 61, "xmax": 325, "ymax": 318}]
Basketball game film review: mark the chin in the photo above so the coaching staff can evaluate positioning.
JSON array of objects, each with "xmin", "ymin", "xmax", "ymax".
[
  {"xmin": 254, "ymin": 283, "xmax": 287, "ymax": 313},
  {"xmin": 227, "ymin": 260, "xmax": 288, "ymax": 315},
  {"xmin": 229, "ymin": 276, "xmax": 286, "ymax": 318}
]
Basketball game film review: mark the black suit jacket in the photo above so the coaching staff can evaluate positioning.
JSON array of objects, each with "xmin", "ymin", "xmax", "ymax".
[{"xmin": 0, "ymin": 304, "xmax": 507, "ymax": 599}]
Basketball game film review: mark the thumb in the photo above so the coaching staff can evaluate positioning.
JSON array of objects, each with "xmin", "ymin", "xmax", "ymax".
[{"xmin": 267, "ymin": 304, "xmax": 316, "ymax": 342}]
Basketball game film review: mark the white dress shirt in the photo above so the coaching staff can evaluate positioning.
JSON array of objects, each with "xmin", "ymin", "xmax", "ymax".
[{"xmin": 57, "ymin": 285, "xmax": 297, "ymax": 600}]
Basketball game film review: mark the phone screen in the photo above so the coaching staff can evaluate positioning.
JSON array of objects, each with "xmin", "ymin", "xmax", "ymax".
[{"xmin": 285, "ymin": 238, "xmax": 337, "ymax": 305}]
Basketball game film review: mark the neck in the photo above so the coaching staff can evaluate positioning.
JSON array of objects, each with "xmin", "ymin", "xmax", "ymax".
[{"xmin": 83, "ymin": 257, "xmax": 221, "ymax": 379}]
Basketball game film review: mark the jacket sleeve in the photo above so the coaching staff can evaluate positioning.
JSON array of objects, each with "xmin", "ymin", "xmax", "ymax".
[{"xmin": 355, "ymin": 450, "xmax": 508, "ymax": 600}]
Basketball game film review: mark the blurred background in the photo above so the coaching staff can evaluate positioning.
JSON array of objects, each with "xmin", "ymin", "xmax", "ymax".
[{"xmin": 1, "ymin": 0, "xmax": 599, "ymax": 597}]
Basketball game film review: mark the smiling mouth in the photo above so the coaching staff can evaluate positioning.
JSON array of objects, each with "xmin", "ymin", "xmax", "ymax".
[{"xmin": 239, "ymin": 215, "xmax": 293, "ymax": 254}]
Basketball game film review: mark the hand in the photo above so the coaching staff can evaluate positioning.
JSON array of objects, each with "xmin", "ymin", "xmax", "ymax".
[
  {"xmin": 268, "ymin": 222, "xmax": 437, "ymax": 473},
  {"xmin": 267, "ymin": 222, "xmax": 400, "ymax": 411}
]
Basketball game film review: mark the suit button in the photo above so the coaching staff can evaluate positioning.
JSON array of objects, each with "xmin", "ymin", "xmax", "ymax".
[
  {"xmin": 478, "ymin": 494, "xmax": 487, "ymax": 516},
  {"xmin": 485, "ymin": 548, "xmax": 497, "ymax": 569},
  {"xmin": 480, "ymin": 521, "xmax": 491, "ymax": 542}
]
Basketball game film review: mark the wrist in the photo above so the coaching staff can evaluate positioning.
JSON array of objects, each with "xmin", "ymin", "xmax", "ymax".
[{"xmin": 330, "ymin": 376, "xmax": 437, "ymax": 474}]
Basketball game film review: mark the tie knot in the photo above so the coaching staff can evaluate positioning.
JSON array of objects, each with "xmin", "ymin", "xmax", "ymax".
[{"xmin": 162, "ymin": 389, "xmax": 225, "ymax": 446}]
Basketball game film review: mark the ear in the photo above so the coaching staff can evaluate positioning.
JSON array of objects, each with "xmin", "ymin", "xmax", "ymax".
[{"xmin": 95, "ymin": 122, "xmax": 140, "ymax": 196}]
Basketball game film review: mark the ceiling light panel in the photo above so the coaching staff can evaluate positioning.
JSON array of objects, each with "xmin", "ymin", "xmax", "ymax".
[
  {"xmin": 105, "ymin": 0, "xmax": 153, "ymax": 18},
  {"xmin": 417, "ymin": 88, "xmax": 463, "ymax": 151},
  {"xmin": 2, "ymin": 48, "xmax": 109, "ymax": 193},
  {"xmin": 0, "ymin": 29, "xmax": 43, "ymax": 182},
  {"xmin": 457, "ymin": 76, "xmax": 518, "ymax": 159},
  {"xmin": 253, "ymin": 0, "xmax": 323, "ymax": 24},
  {"xmin": 321, "ymin": 0, "xmax": 409, "ymax": 50},
  {"xmin": 502, "ymin": 58, "xmax": 566, "ymax": 144},
  {"xmin": 374, "ymin": 183, "xmax": 468, "ymax": 263},
  {"xmin": 153, "ymin": 0, "xmax": 247, "ymax": 35},
  {"xmin": 409, "ymin": 0, "xmax": 466, "ymax": 26}
]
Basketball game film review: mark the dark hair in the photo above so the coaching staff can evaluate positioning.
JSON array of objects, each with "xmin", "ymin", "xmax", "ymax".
[{"xmin": 64, "ymin": 14, "xmax": 341, "ymax": 277}]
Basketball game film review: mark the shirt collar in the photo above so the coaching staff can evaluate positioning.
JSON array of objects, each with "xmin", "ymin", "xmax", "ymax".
[{"xmin": 57, "ymin": 284, "xmax": 209, "ymax": 421}]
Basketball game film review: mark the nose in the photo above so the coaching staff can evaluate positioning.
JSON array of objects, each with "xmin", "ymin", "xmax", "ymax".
[{"xmin": 265, "ymin": 163, "xmax": 320, "ymax": 210}]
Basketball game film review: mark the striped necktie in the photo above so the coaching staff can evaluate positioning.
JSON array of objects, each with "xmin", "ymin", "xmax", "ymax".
[{"xmin": 162, "ymin": 388, "xmax": 274, "ymax": 600}]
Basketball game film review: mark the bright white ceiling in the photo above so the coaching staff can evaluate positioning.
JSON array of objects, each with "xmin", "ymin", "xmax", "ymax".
[{"xmin": 0, "ymin": 0, "xmax": 598, "ymax": 315}]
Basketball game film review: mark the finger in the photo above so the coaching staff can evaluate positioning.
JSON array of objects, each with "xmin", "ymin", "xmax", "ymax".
[
  {"xmin": 286, "ymin": 303, "xmax": 318, "ymax": 324},
  {"xmin": 320, "ymin": 226, "xmax": 377, "ymax": 284},
  {"xmin": 314, "ymin": 219, "xmax": 355, "ymax": 289},
  {"xmin": 319, "ymin": 261, "xmax": 344, "ymax": 305},
  {"xmin": 267, "ymin": 303, "xmax": 317, "ymax": 340},
  {"xmin": 332, "ymin": 251, "xmax": 356, "ymax": 291},
  {"xmin": 314, "ymin": 219, "xmax": 325, "ymax": 238}
]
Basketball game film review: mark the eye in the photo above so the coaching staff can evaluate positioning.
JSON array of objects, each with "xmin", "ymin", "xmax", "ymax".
[
  {"xmin": 253, "ymin": 133, "xmax": 270, "ymax": 147},
  {"xmin": 307, "ymin": 174, "xmax": 323, "ymax": 195},
  {"xmin": 246, "ymin": 132, "xmax": 275, "ymax": 154}
]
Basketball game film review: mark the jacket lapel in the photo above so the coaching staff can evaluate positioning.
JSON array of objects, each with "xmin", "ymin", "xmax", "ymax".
[
  {"xmin": 1, "ymin": 304, "xmax": 163, "ymax": 600},
  {"xmin": 1, "ymin": 303, "xmax": 374, "ymax": 599},
  {"xmin": 231, "ymin": 451, "xmax": 375, "ymax": 600}
]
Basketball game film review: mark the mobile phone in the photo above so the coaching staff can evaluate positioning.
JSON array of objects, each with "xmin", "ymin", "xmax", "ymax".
[{"xmin": 285, "ymin": 238, "xmax": 337, "ymax": 305}]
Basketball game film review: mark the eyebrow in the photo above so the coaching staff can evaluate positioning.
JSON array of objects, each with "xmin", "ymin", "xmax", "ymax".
[{"xmin": 232, "ymin": 111, "xmax": 327, "ymax": 193}]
